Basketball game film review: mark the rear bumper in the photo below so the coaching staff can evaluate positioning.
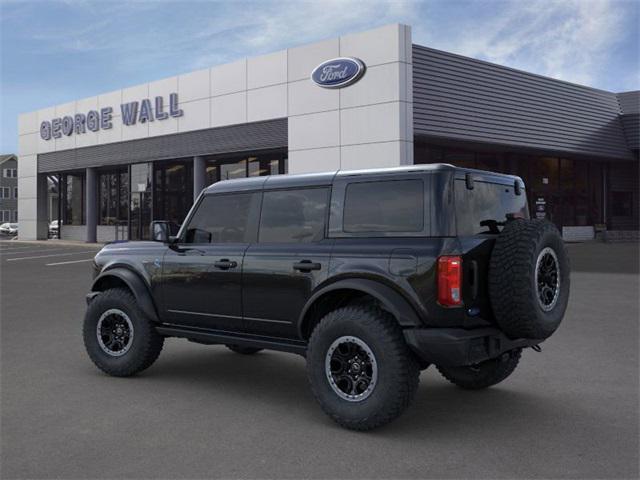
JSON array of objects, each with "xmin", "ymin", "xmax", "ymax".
[{"xmin": 403, "ymin": 327, "xmax": 541, "ymax": 367}]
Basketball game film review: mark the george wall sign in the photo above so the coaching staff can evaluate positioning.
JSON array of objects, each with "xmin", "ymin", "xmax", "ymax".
[
  {"xmin": 311, "ymin": 57, "xmax": 366, "ymax": 89},
  {"xmin": 40, "ymin": 93, "xmax": 184, "ymax": 140}
]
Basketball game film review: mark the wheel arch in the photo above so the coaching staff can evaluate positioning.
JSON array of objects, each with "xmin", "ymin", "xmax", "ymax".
[
  {"xmin": 91, "ymin": 267, "xmax": 159, "ymax": 322},
  {"xmin": 298, "ymin": 278, "xmax": 422, "ymax": 339}
]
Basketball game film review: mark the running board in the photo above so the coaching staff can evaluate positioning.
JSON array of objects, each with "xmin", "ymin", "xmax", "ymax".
[{"xmin": 155, "ymin": 325, "xmax": 308, "ymax": 356}]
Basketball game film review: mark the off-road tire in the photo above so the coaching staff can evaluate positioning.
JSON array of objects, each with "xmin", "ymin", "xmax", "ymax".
[
  {"xmin": 306, "ymin": 305, "xmax": 420, "ymax": 431},
  {"xmin": 489, "ymin": 219, "xmax": 570, "ymax": 339},
  {"xmin": 83, "ymin": 288, "xmax": 164, "ymax": 377},
  {"xmin": 436, "ymin": 349, "xmax": 522, "ymax": 390},
  {"xmin": 226, "ymin": 344, "xmax": 263, "ymax": 355}
]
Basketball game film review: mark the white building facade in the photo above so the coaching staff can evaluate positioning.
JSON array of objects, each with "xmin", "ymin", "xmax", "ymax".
[
  {"xmin": 17, "ymin": 24, "xmax": 413, "ymax": 241},
  {"xmin": 17, "ymin": 23, "xmax": 639, "ymax": 242}
]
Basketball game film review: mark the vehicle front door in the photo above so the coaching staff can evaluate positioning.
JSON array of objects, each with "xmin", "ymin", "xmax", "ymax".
[
  {"xmin": 160, "ymin": 192, "xmax": 260, "ymax": 331},
  {"xmin": 242, "ymin": 187, "xmax": 333, "ymax": 339}
]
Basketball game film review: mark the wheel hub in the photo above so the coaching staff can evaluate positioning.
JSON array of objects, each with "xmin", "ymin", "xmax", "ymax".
[
  {"xmin": 325, "ymin": 336, "xmax": 378, "ymax": 402},
  {"xmin": 535, "ymin": 247, "xmax": 560, "ymax": 312},
  {"xmin": 96, "ymin": 308, "xmax": 134, "ymax": 357}
]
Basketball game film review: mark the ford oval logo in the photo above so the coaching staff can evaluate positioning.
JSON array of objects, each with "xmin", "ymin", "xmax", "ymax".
[{"xmin": 311, "ymin": 57, "xmax": 366, "ymax": 89}]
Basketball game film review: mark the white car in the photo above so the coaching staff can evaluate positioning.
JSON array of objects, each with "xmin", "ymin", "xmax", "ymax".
[
  {"xmin": 0, "ymin": 223, "xmax": 18, "ymax": 235},
  {"xmin": 49, "ymin": 220, "xmax": 60, "ymax": 238}
]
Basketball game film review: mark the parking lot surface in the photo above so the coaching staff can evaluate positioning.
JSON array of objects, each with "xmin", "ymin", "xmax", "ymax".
[{"xmin": 1, "ymin": 240, "xmax": 638, "ymax": 479}]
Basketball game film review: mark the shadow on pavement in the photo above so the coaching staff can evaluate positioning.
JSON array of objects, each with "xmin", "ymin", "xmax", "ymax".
[{"xmin": 129, "ymin": 347, "xmax": 572, "ymax": 436}]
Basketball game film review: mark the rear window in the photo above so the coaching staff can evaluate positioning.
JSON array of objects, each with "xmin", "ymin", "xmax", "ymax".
[
  {"xmin": 455, "ymin": 180, "xmax": 528, "ymax": 235},
  {"xmin": 259, "ymin": 188, "xmax": 329, "ymax": 243},
  {"xmin": 343, "ymin": 180, "xmax": 424, "ymax": 233}
]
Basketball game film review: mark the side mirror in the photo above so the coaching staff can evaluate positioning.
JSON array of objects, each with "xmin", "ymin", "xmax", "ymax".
[{"xmin": 151, "ymin": 221, "xmax": 180, "ymax": 243}]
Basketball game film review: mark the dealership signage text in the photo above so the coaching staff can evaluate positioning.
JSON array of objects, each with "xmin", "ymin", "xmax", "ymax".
[{"xmin": 40, "ymin": 93, "xmax": 183, "ymax": 140}]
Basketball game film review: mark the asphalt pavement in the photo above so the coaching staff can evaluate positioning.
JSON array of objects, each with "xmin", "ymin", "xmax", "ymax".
[{"xmin": 1, "ymin": 240, "xmax": 638, "ymax": 479}]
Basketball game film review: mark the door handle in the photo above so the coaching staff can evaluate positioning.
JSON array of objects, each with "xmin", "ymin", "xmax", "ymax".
[
  {"xmin": 293, "ymin": 260, "xmax": 321, "ymax": 272},
  {"xmin": 213, "ymin": 259, "xmax": 238, "ymax": 270}
]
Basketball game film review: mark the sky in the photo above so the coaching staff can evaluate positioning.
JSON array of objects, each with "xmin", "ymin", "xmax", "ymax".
[{"xmin": 1, "ymin": 0, "xmax": 638, "ymax": 153}]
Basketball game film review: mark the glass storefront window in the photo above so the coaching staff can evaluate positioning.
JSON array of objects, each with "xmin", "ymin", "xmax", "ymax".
[
  {"xmin": 414, "ymin": 141, "xmax": 611, "ymax": 228},
  {"xmin": 154, "ymin": 160, "xmax": 193, "ymax": 226},
  {"xmin": 61, "ymin": 173, "xmax": 85, "ymax": 225},
  {"xmin": 205, "ymin": 151, "xmax": 287, "ymax": 186},
  {"xmin": 98, "ymin": 169, "xmax": 128, "ymax": 225},
  {"xmin": 130, "ymin": 163, "xmax": 153, "ymax": 241},
  {"xmin": 248, "ymin": 157, "xmax": 280, "ymax": 177}
]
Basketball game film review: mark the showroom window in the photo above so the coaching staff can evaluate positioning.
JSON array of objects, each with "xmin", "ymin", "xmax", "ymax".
[
  {"xmin": 61, "ymin": 173, "xmax": 85, "ymax": 225},
  {"xmin": 611, "ymin": 191, "xmax": 633, "ymax": 217},
  {"xmin": 205, "ymin": 151, "xmax": 287, "ymax": 186},
  {"xmin": 98, "ymin": 169, "xmax": 129, "ymax": 225},
  {"xmin": 259, "ymin": 188, "xmax": 329, "ymax": 243}
]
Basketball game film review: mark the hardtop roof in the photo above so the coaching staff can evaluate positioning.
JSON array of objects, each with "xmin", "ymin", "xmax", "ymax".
[{"xmin": 203, "ymin": 163, "xmax": 523, "ymax": 194}]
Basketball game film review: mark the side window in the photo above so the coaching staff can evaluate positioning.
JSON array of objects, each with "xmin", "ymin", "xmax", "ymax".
[
  {"xmin": 259, "ymin": 188, "xmax": 329, "ymax": 243},
  {"xmin": 343, "ymin": 179, "xmax": 424, "ymax": 233},
  {"xmin": 183, "ymin": 193, "xmax": 257, "ymax": 244}
]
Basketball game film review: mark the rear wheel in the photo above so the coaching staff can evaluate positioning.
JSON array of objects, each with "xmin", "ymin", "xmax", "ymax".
[
  {"xmin": 83, "ymin": 288, "xmax": 164, "ymax": 377},
  {"xmin": 306, "ymin": 305, "xmax": 419, "ymax": 431},
  {"xmin": 225, "ymin": 344, "xmax": 263, "ymax": 355},
  {"xmin": 436, "ymin": 349, "xmax": 522, "ymax": 390}
]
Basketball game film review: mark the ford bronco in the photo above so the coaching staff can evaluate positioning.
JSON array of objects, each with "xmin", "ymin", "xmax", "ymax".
[{"xmin": 83, "ymin": 164, "xmax": 570, "ymax": 430}]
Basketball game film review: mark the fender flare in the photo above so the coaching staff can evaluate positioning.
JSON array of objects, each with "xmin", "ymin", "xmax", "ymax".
[
  {"xmin": 298, "ymin": 278, "xmax": 423, "ymax": 337},
  {"xmin": 91, "ymin": 267, "xmax": 159, "ymax": 322}
]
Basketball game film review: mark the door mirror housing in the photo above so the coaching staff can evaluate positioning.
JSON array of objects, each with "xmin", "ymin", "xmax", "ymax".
[{"xmin": 151, "ymin": 221, "xmax": 180, "ymax": 243}]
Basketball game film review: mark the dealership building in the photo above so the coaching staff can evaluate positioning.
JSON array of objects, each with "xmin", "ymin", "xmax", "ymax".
[{"xmin": 17, "ymin": 24, "xmax": 639, "ymax": 242}]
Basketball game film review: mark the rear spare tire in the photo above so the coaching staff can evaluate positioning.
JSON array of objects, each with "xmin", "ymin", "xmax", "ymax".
[{"xmin": 489, "ymin": 219, "xmax": 569, "ymax": 340}]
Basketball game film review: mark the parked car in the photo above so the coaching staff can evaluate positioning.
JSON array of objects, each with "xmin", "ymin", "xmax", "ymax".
[
  {"xmin": 49, "ymin": 220, "xmax": 60, "ymax": 238},
  {"xmin": 83, "ymin": 164, "xmax": 570, "ymax": 430},
  {"xmin": 0, "ymin": 223, "xmax": 18, "ymax": 236}
]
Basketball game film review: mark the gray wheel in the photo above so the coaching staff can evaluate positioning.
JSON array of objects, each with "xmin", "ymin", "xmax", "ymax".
[
  {"xmin": 325, "ymin": 336, "xmax": 378, "ymax": 402},
  {"xmin": 96, "ymin": 309, "xmax": 134, "ymax": 357},
  {"xmin": 83, "ymin": 288, "xmax": 164, "ymax": 377},
  {"xmin": 307, "ymin": 304, "xmax": 419, "ymax": 431}
]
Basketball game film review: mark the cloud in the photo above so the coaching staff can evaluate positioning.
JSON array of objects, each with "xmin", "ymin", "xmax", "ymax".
[{"xmin": 413, "ymin": 0, "xmax": 637, "ymax": 89}]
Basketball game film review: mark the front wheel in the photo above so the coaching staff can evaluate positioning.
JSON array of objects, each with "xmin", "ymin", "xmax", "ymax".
[
  {"xmin": 83, "ymin": 288, "xmax": 164, "ymax": 377},
  {"xmin": 306, "ymin": 305, "xmax": 420, "ymax": 431},
  {"xmin": 436, "ymin": 349, "xmax": 522, "ymax": 390}
]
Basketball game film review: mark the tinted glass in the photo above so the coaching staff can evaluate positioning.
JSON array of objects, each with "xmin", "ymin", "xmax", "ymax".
[
  {"xmin": 343, "ymin": 180, "xmax": 424, "ymax": 233},
  {"xmin": 455, "ymin": 180, "xmax": 529, "ymax": 235},
  {"xmin": 184, "ymin": 193, "xmax": 256, "ymax": 244},
  {"xmin": 259, "ymin": 188, "xmax": 328, "ymax": 243}
]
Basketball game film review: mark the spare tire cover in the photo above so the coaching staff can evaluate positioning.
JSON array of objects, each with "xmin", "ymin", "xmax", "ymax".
[{"xmin": 489, "ymin": 219, "xmax": 570, "ymax": 340}]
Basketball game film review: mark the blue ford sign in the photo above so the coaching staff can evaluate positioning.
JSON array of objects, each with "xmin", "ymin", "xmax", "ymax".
[{"xmin": 311, "ymin": 57, "xmax": 366, "ymax": 89}]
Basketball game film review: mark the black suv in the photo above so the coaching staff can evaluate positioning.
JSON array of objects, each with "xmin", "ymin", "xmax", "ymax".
[{"xmin": 84, "ymin": 164, "xmax": 570, "ymax": 430}]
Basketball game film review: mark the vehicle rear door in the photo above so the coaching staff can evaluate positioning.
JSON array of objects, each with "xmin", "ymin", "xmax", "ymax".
[
  {"xmin": 241, "ymin": 186, "xmax": 333, "ymax": 339},
  {"xmin": 160, "ymin": 191, "xmax": 261, "ymax": 331}
]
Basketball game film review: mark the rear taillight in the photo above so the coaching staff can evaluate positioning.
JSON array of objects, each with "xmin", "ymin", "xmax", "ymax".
[{"xmin": 437, "ymin": 256, "xmax": 462, "ymax": 307}]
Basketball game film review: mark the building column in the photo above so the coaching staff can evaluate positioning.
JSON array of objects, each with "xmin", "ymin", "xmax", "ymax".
[
  {"xmin": 85, "ymin": 167, "xmax": 97, "ymax": 243},
  {"xmin": 36, "ymin": 173, "xmax": 49, "ymax": 239},
  {"xmin": 193, "ymin": 156, "xmax": 206, "ymax": 203}
]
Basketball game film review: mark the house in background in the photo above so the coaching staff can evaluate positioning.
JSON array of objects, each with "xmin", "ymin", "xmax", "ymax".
[{"xmin": 0, "ymin": 154, "xmax": 18, "ymax": 223}]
